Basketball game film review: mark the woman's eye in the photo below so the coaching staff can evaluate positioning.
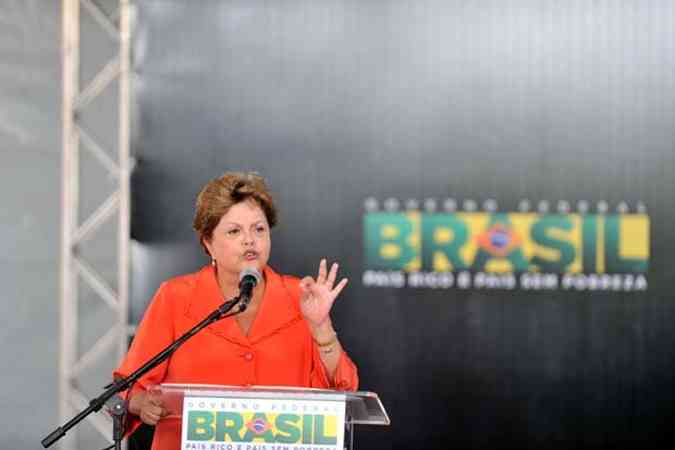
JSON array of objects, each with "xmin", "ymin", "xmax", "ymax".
[
  {"xmin": 227, "ymin": 229, "xmax": 240, "ymax": 235},
  {"xmin": 256, "ymin": 226, "xmax": 266, "ymax": 233}
]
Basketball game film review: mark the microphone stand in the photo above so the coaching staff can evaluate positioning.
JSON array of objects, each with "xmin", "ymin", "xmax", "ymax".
[
  {"xmin": 41, "ymin": 294, "xmax": 249, "ymax": 449},
  {"xmin": 106, "ymin": 395, "xmax": 126, "ymax": 450}
]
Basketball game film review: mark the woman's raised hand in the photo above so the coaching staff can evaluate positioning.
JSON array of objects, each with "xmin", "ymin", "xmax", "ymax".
[{"xmin": 299, "ymin": 259, "xmax": 348, "ymax": 329}]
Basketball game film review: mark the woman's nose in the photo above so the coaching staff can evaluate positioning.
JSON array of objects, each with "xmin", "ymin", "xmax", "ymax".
[{"xmin": 242, "ymin": 231, "xmax": 255, "ymax": 246}]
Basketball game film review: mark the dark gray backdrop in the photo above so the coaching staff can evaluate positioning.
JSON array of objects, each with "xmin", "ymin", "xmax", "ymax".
[{"xmin": 131, "ymin": 1, "xmax": 675, "ymax": 448}]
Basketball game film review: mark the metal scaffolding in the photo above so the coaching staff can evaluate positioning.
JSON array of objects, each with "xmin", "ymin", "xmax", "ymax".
[{"xmin": 60, "ymin": 0, "xmax": 132, "ymax": 448}]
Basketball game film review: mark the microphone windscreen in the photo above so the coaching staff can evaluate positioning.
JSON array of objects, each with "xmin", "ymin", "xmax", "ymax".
[{"xmin": 239, "ymin": 267, "xmax": 262, "ymax": 285}]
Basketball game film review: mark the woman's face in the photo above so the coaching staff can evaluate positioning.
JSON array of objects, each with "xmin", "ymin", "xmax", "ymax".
[{"xmin": 204, "ymin": 199, "xmax": 271, "ymax": 279}]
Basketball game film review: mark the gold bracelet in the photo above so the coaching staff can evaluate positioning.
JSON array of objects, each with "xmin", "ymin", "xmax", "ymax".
[
  {"xmin": 315, "ymin": 332, "xmax": 338, "ymax": 347},
  {"xmin": 320, "ymin": 344, "xmax": 335, "ymax": 354}
]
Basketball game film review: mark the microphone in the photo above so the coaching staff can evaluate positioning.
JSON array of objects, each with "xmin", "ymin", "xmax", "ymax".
[{"xmin": 238, "ymin": 267, "xmax": 261, "ymax": 308}]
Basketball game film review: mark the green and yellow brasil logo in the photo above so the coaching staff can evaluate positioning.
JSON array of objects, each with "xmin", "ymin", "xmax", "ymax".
[
  {"xmin": 187, "ymin": 410, "xmax": 338, "ymax": 445},
  {"xmin": 364, "ymin": 212, "xmax": 649, "ymax": 290}
]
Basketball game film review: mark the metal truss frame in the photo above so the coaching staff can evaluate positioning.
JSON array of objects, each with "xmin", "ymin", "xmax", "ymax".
[{"xmin": 60, "ymin": 1, "xmax": 132, "ymax": 448}]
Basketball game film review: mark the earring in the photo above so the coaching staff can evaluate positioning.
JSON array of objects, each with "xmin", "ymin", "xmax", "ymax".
[{"xmin": 211, "ymin": 258, "xmax": 216, "ymax": 267}]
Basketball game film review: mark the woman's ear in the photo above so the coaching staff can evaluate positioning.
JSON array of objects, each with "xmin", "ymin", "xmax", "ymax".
[{"xmin": 203, "ymin": 237, "xmax": 214, "ymax": 259}]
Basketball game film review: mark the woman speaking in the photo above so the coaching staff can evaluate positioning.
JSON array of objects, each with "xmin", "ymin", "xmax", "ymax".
[{"xmin": 114, "ymin": 172, "xmax": 358, "ymax": 449}]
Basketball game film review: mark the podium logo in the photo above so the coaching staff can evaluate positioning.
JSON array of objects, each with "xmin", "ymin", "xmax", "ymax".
[
  {"xmin": 363, "ymin": 211, "xmax": 650, "ymax": 291},
  {"xmin": 187, "ymin": 411, "xmax": 338, "ymax": 445}
]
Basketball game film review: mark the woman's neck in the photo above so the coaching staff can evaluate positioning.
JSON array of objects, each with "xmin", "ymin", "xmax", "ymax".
[{"xmin": 215, "ymin": 267, "xmax": 239, "ymax": 296}]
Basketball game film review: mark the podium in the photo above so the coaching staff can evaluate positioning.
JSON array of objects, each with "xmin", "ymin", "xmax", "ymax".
[{"xmin": 151, "ymin": 383, "xmax": 389, "ymax": 450}]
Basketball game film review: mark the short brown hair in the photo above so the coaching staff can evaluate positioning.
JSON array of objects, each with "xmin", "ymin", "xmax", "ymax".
[{"xmin": 193, "ymin": 172, "xmax": 278, "ymax": 255}]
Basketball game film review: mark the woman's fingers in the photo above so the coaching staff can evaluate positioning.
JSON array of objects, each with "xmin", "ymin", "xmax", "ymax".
[
  {"xmin": 299, "ymin": 276, "xmax": 313, "ymax": 290},
  {"xmin": 141, "ymin": 403, "xmax": 166, "ymax": 425},
  {"xmin": 147, "ymin": 394, "xmax": 163, "ymax": 405},
  {"xmin": 299, "ymin": 277, "xmax": 315, "ymax": 300},
  {"xmin": 332, "ymin": 278, "xmax": 349, "ymax": 298},
  {"xmin": 326, "ymin": 262, "xmax": 338, "ymax": 287},
  {"xmin": 140, "ymin": 395, "xmax": 168, "ymax": 425},
  {"xmin": 142, "ymin": 412, "xmax": 159, "ymax": 425},
  {"xmin": 304, "ymin": 260, "xmax": 346, "ymax": 301},
  {"xmin": 316, "ymin": 258, "xmax": 327, "ymax": 284}
]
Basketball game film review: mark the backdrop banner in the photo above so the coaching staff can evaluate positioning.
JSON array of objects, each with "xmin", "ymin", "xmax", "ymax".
[{"xmin": 131, "ymin": 1, "xmax": 675, "ymax": 448}]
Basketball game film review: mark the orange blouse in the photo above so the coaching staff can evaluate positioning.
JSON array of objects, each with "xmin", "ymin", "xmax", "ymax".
[{"xmin": 114, "ymin": 265, "xmax": 358, "ymax": 450}]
